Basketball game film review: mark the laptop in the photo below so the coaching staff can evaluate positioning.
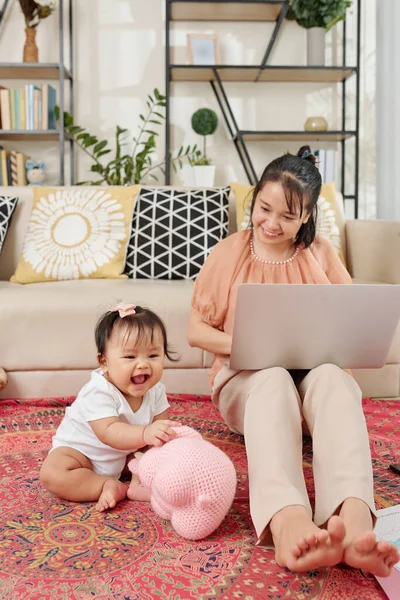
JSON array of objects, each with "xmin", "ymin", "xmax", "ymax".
[{"xmin": 230, "ymin": 284, "xmax": 400, "ymax": 371}]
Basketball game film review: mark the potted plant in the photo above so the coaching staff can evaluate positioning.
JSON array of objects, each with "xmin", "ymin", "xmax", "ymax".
[
  {"xmin": 18, "ymin": 0, "xmax": 56, "ymax": 62},
  {"xmin": 55, "ymin": 89, "xmax": 199, "ymax": 185},
  {"xmin": 186, "ymin": 108, "xmax": 218, "ymax": 187},
  {"xmin": 289, "ymin": 0, "xmax": 352, "ymax": 66}
]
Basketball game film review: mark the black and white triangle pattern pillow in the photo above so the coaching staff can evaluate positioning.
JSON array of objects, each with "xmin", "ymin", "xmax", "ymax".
[
  {"xmin": 0, "ymin": 195, "xmax": 18, "ymax": 255},
  {"xmin": 125, "ymin": 187, "xmax": 230, "ymax": 280}
]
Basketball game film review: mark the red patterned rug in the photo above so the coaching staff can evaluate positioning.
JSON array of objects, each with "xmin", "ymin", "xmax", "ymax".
[{"xmin": 0, "ymin": 395, "xmax": 399, "ymax": 600}]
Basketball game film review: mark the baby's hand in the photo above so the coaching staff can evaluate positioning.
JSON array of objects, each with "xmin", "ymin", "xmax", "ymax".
[{"xmin": 143, "ymin": 420, "xmax": 181, "ymax": 447}]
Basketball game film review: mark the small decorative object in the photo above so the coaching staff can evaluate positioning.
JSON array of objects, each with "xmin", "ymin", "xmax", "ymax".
[
  {"xmin": 288, "ymin": 0, "xmax": 352, "ymax": 66},
  {"xmin": 0, "ymin": 367, "xmax": 7, "ymax": 391},
  {"xmin": 26, "ymin": 160, "xmax": 46, "ymax": 185},
  {"xmin": 186, "ymin": 107, "xmax": 218, "ymax": 187},
  {"xmin": 187, "ymin": 33, "xmax": 221, "ymax": 65},
  {"xmin": 304, "ymin": 116, "xmax": 328, "ymax": 131},
  {"xmin": 127, "ymin": 425, "xmax": 237, "ymax": 540},
  {"xmin": 55, "ymin": 89, "xmax": 198, "ymax": 185},
  {"xmin": 18, "ymin": 0, "xmax": 56, "ymax": 63}
]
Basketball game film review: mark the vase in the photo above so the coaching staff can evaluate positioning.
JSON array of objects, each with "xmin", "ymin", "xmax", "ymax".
[
  {"xmin": 304, "ymin": 116, "xmax": 328, "ymax": 132},
  {"xmin": 23, "ymin": 27, "xmax": 38, "ymax": 63},
  {"xmin": 193, "ymin": 165, "xmax": 216, "ymax": 187},
  {"xmin": 307, "ymin": 27, "xmax": 325, "ymax": 66}
]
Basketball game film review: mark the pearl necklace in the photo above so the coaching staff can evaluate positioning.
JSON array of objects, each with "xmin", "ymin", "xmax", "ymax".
[{"xmin": 249, "ymin": 235, "xmax": 300, "ymax": 265}]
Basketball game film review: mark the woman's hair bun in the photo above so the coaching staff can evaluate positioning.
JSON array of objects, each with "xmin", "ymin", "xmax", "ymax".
[{"xmin": 297, "ymin": 145, "xmax": 317, "ymax": 166}]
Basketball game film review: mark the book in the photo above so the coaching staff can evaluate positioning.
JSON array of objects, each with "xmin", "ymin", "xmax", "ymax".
[
  {"xmin": 9, "ymin": 89, "xmax": 16, "ymax": 130},
  {"xmin": 20, "ymin": 89, "xmax": 26, "ymax": 130},
  {"xmin": 48, "ymin": 84, "xmax": 57, "ymax": 129},
  {"xmin": 9, "ymin": 151, "xmax": 19, "ymax": 185},
  {"xmin": 16, "ymin": 152, "xmax": 28, "ymax": 185},
  {"xmin": 42, "ymin": 83, "xmax": 57, "ymax": 130},
  {"xmin": 0, "ymin": 150, "xmax": 7, "ymax": 184},
  {"xmin": 15, "ymin": 90, "xmax": 20, "ymax": 130},
  {"xmin": 6, "ymin": 152, "xmax": 12, "ymax": 186},
  {"xmin": 34, "ymin": 87, "xmax": 41, "ymax": 130},
  {"xmin": 0, "ymin": 86, "xmax": 9, "ymax": 129},
  {"xmin": 374, "ymin": 505, "xmax": 400, "ymax": 599}
]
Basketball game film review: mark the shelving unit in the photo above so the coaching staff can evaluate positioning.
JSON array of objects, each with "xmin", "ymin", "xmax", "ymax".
[
  {"xmin": 165, "ymin": 0, "xmax": 361, "ymax": 217},
  {"xmin": 0, "ymin": 0, "xmax": 74, "ymax": 184}
]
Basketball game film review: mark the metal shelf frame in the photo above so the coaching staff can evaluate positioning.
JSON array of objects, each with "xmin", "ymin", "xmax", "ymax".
[
  {"xmin": 165, "ymin": 0, "xmax": 362, "ymax": 217},
  {"xmin": 0, "ymin": 0, "xmax": 74, "ymax": 185}
]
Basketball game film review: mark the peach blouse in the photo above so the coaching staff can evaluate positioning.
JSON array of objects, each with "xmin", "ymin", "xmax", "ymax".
[{"xmin": 191, "ymin": 229, "xmax": 352, "ymax": 387}]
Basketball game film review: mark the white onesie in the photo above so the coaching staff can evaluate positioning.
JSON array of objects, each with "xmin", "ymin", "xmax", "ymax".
[{"xmin": 51, "ymin": 368, "xmax": 170, "ymax": 477}]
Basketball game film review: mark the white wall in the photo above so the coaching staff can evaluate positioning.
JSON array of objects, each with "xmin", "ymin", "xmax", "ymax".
[{"xmin": 0, "ymin": 0, "xmax": 376, "ymax": 217}]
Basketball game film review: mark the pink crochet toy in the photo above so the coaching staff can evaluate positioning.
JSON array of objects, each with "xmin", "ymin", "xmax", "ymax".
[{"xmin": 127, "ymin": 425, "xmax": 237, "ymax": 540}]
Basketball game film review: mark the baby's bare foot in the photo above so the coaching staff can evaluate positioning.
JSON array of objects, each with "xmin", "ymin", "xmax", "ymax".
[
  {"xmin": 95, "ymin": 479, "xmax": 127, "ymax": 511},
  {"xmin": 270, "ymin": 506, "xmax": 345, "ymax": 572},
  {"xmin": 343, "ymin": 531, "xmax": 400, "ymax": 577}
]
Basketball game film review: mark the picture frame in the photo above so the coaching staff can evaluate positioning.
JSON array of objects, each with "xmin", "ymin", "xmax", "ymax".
[{"xmin": 187, "ymin": 33, "xmax": 221, "ymax": 66}]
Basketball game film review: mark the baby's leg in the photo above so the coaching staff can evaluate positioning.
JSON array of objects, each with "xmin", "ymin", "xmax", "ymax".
[{"xmin": 40, "ymin": 447, "xmax": 127, "ymax": 511}]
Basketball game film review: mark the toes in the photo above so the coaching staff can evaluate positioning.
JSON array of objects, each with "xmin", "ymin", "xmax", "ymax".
[
  {"xmin": 316, "ymin": 529, "xmax": 329, "ymax": 545},
  {"xmin": 327, "ymin": 516, "xmax": 346, "ymax": 543},
  {"xmin": 376, "ymin": 540, "xmax": 392, "ymax": 554},
  {"xmin": 305, "ymin": 534, "xmax": 318, "ymax": 549},
  {"xmin": 291, "ymin": 545, "xmax": 303, "ymax": 559},
  {"xmin": 353, "ymin": 531, "xmax": 376, "ymax": 554},
  {"xmin": 297, "ymin": 538, "xmax": 310, "ymax": 551}
]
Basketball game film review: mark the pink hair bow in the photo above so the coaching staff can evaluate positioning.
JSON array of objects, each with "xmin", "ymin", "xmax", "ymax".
[{"xmin": 109, "ymin": 303, "xmax": 136, "ymax": 318}]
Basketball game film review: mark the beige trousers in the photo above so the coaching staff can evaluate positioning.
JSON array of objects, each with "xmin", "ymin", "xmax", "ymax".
[{"xmin": 212, "ymin": 364, "xmax": 376, "ymax": 542}]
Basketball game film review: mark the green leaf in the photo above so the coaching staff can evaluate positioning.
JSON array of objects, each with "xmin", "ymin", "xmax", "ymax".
[
  {"xmin": 83, "ymin": 136, "xmax": 97, "ymax": 148},
  {"xmin": 77, "ymin": 133, "xmax": 89, "ymax": 141},
  {"xmin": 90, "ymin": 164, "xmax": 104, "ymax": 173},
  {"xmin": 54, "ymin": 105, "xmax": 60, "ymax": 120},
  {"xmin": 149, "ymin": 119, "xmax": 162, "ymax": 125},
  {"xmin": 97, "ymin": 148, "xmax": 111, "ymax": 158},
  {"xmin": 93, "ymin": 140, "xmax": 108, "ymax": 155},
  {"xmin": 68, "ymin": 126, "xmax": 84, "ymax": 134}
]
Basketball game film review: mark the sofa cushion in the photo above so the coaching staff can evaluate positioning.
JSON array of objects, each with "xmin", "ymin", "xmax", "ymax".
[
  {"xmin": 0, "ymin": 195, "xmax": 18, "ymax": 256},
  {"xmin": 0, "ymin": 279, "xmax": 203, "ymax": 371},
  {"xmin": 10, "ymin": 185, "xmax": 139, "ymax": 284},
  {"xmin": 231, "ymin": 181, "xmax": 346, "ymax": 265},
  {"xmin": 125, "ymin": 186, "xmax": 230, "ymax": 280}
]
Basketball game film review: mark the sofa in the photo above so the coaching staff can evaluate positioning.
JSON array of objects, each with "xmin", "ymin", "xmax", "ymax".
[{"xmin": 1, "ymin": 185, "xmax": 400, "ymax": 400}]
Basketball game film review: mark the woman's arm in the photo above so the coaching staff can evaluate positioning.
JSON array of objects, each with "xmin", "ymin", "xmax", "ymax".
[{"xmin": 187, "ymin": 309, "xmax": 232, "ymax": 356}]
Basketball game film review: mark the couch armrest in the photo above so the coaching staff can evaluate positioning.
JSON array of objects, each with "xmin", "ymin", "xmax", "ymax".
[{"xmin": 345, "ymin": 220, "xmax": 400, "ymax": 283}]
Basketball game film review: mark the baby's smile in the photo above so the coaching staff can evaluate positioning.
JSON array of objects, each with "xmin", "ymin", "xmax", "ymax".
[{"xmin": 131, "ymin": 374, "xmax": 150, "ymax": 385}]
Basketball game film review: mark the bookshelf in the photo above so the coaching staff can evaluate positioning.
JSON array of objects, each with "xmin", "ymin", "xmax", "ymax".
[
  {"xmin": 0, "ymin": 0, "xmax": 74, "ymax": 185},
  {"xmin": 165, "ymin": 0, "xmax": 361, "ymax": 217}
]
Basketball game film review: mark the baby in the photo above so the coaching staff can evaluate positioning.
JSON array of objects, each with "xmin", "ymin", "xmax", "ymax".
[{"xmin": 40, "ymin": 303, "xmax": 180, "ymax": 511}]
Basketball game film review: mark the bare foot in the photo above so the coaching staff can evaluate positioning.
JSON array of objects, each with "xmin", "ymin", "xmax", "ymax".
[
  {"xmin": 127, "ymin": 475, "xmax": 151, "ymax": 501},
  {"xmin": 270, "ymin": 506, "xmax": 345, "ymax": 572},
  {"xmin": 344, "ymin": 531, "xmax": 399, "ymax": 577},
  {"xmin": 341, "ymin": 498, "xmax": 400, "ymax": 577},
  {"xmin": 95, "ymin": 479, "xmax": 127, "ymax": 511}
]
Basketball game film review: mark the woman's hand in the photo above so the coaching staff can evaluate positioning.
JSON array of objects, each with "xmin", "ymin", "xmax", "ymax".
[{"xmin": 143, "ymin": 420, "xmax": 181, "ymax": 447}]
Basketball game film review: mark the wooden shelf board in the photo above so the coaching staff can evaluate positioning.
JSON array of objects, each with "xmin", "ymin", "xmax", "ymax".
[
  {"xmin": 0, "ymin": 130, "xmax": 61, "ymax": 141},
  {"xmin": 238, "ymin": 131, "xmax": 356, "ymax": 142},
  {"xmin": 170, "ymin": 1, "xmax": 284, "ymax": 22},
  {"xmin": 170, "ymin": 65, "xmax": 356, "ymax": 83},
  {"xmin": 0, "ymin": 63, "xmax": 71, "ymax": 80}
]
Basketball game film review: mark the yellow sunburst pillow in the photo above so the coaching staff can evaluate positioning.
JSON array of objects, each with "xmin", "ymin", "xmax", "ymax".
[
  {"xmin": 11, "ymin": 185, "xmax": 140, "ymax": 283},
  {"xmin": 231, "ymin": 181, "xmax": 346, "ymax": 265}
]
